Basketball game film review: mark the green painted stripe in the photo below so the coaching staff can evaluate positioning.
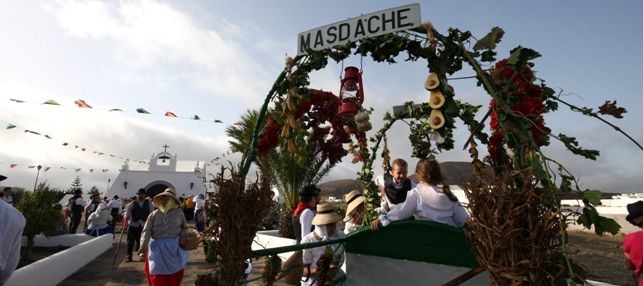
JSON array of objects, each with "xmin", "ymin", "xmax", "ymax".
[
  {"xmin": 252, "ymin": 220, "xmax": 478, "ymax": 269},
  {"xmin": 344, "ymin": 220, "xmax": 478, "ymax": 268}
]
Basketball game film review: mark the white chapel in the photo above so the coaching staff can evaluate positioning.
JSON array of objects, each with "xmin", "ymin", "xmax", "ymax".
[{"xmin": 106, "ymin": 145, "xmax": 206, "ymax": 199}]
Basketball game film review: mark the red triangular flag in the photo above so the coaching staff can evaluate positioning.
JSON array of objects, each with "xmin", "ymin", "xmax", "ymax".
[
  {"xmin": 10, "ymin": 164, "xmax": 17, "ymax": 168},
  {"xmin": 74, "ymin": 99, "xmax": 92, "ymax": 108},
  {"xmin": 164, "ymin": 111, "xmax": 177, "ymax": 117}
]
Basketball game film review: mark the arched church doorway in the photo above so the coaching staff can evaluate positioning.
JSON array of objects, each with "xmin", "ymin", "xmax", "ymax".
[{"xmin": 144, "ymin": 181, "xmax": 174, "ymax": 198}]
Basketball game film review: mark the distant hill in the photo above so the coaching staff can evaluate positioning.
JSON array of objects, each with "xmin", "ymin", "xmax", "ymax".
[
  {"xmin": 318, "ymin": 179, "xmax": 362, "ymax": 199},
  {"xmin": 318, "ymin": 161, "xmax": 486, "ymax": 198},
  {"xmin": 317, "ymin": 161, "xmax": 618, "ymax": 200}
]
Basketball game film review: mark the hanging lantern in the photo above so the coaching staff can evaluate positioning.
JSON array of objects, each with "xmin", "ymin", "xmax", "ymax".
[{"xmin": 338, "ymin": 66, "xmax": 364, "ymax": 118}]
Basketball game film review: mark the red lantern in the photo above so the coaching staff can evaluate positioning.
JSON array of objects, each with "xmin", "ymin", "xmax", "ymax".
[{"xmin": 338, "ymin": 66, "xmax": 364, "ymax": 118}]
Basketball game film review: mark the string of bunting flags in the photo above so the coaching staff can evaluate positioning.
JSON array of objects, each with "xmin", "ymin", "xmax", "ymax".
[
  {"xmin": 1, "ymin": 120, "xmax": 149, "ymax": 165},
  {"xmin": 0, "ymin": 161, "xmax": 110, "ymax": 174},
  {"xmin": 7, "ymin": 98, "xmax": 226, "ymax": 124}
]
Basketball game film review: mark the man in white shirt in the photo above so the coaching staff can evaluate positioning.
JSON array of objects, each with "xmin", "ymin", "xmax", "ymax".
[
  {"xmin": 375, "ymin": 158, "xmax": 416, "ymax": 211},
  {"xmin": 292, "ymin": 185, "xmax": 321, "ymax": 244},
  {"xmin": 2, "ymin": 187, "xmax": 13, "ymax": 205},
  {"xmin": 124, "ymin": 189, "xmax": 152, "ymax": 262},
  {"xmin": 66, "ymin": 189, "xmax": 86, "ymax": 233},
  {"xmin": 84, "ymin": 193, "xmax": 102, "ymax": 230},
  {"xmin": 107, "ymin": 195, "xmax": 123, "ymax": 231},
  {"xmin": 193, "ymin": 194, "xmax": 206, "ymax": 232},
  {"xmin": 0, "ymin": 175, "xmax": 25, "ymax": 284}
]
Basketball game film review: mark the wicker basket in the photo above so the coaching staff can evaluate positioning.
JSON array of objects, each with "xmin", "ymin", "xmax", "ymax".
[{"xmin": 180, "ymin": 227, "xmax": 200, "ymax": 251}]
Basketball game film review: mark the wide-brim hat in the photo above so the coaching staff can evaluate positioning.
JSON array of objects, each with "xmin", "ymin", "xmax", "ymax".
[
  {"xmin": 344, "ymin": 190, "xmax": 365, "ymax": 216},
  {"xmin": 626, "ymin": 200, "xmax": 643, "ymax": 224},
  {"xmin": 153, "ymin": 188, "xmax": 180, "ymax": 206},
  {"xmin": 136, "ymin": 188, "xmax": 146, "ymax": 195},
  {"xmin": 311, "ymin": 203, "xmax": 341, "ymax": 225}
]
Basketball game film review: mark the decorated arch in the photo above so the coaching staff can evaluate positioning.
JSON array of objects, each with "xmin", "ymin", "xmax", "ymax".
[{"xmin": 209, "ymin": 11, "xmax": 640, "ymax": 286}]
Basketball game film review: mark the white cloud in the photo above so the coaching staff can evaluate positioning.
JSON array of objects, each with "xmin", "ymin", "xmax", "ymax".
[{"xmin": 46, "ymin": 0, "xmax": 277, "ymax": 104}]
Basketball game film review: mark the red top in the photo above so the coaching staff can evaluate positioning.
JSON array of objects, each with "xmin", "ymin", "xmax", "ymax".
[{"xmin": 624, "ymin": 230, "xmax": 643, "ymax": 284}]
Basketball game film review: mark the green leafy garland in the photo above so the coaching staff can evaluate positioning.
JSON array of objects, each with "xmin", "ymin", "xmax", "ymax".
[{"xmin": 235, "ymin": 22, "xmax": 640, "ymax": 285}]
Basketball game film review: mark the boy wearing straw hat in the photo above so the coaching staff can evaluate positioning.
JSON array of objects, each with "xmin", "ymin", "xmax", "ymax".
[
  {"xmin": 343, "ymin": 190, "xmax": 366, "ymax": 234},
  {"xmin": 624, "ymin": 200, "xmax": 643, "ymax": 285},
  {"xmin": 301, "ymin": 204, "xmax": 345, "ymax": 286}
]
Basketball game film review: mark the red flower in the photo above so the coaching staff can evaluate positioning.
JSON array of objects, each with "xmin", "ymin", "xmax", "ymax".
[
  {"xmin": 490, "ymin": 58, "xmax": 548, "ymax": 149},
  {"xmin": 511, "ymin": 96, "xmax": 544, "ymax": 115}
]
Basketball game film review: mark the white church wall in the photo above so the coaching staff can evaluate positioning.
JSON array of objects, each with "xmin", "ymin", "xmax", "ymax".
[{"xmin": 106, "ymin": 170, "xmax": 206, "ymax": 199}]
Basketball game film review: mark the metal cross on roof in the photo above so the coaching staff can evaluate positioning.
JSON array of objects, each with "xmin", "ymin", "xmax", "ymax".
[{"xmin": 162, "ymin": 144, "xmax": 170, "ymax": 152}]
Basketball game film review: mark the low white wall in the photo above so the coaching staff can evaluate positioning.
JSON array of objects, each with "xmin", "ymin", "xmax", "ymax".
[
  {"xmin": 567, "ymin": 213, "xmax": 638, "ymax": 234},
  {"xmin": 253, "ymin": 230, "xmax": 296, "ymax": 260},
  {"xmin": 21, "ymin": 234, "xmax": 94, "ymax": 248},
  {"xmin": 5, "ymin": 234, "xmax": 112, "ymax": 286}
]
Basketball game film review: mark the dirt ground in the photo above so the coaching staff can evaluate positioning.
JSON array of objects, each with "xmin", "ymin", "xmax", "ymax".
[
  {"xmin": 58, "ymin": 221, "xmax": 211, "ymax": 286},
  {"xmin": 55, "ymin": 227, "xmax": 635, "ymax": 286},
  {"xmin": 567, "ymin": 231, "xmax": 633, "ymax": 286}
]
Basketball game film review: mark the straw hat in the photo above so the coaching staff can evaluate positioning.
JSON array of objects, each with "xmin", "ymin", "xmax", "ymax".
[
  {"xmin": 153, "ymin": 188, "xmax": 180, "ymax": 206},
  {"xmin": 344, "ymin": 190, "xmax": 365, "ymax": 216},
  {"xmin": 311, "ymin": 204, "xmax": 341, "ymax": 225}
]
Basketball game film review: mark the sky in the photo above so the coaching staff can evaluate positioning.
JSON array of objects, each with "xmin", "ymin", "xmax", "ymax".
[{"xmin": 0, "ymin": 1, "xmax": 642, "ymax": 193}]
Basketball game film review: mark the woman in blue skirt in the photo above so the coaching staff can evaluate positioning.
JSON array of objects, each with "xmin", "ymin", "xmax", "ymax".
[{"xmin": 139, "ymin": 188, "xmax": 189, "ymax": 286}]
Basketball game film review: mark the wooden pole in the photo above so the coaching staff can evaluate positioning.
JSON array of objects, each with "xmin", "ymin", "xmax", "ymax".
[{"xmin": 33, "ymin": 165, "xmax": 42, "ymax": 190}]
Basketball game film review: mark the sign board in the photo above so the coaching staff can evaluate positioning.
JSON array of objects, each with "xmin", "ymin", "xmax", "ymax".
[{"xmin": 297, "ymin": 4, "xmax": 421, "ymax": 55}]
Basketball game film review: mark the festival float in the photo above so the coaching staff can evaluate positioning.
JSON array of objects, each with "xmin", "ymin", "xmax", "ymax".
[{"xmin": 198, "ymin": 4, "xmax": 641, "ymax": 286}]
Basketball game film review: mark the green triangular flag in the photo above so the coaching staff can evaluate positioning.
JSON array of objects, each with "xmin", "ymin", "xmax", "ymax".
[
  {"xmin": 10, "ymin": 98, "xmax": 24, "ymax": 103},
  {"xmin": 192, "ymin": 115, "xmax": 201, "ymax": 120},
  {"xmin": 42, "ymin": 99, "xmax": 60, "ymax": 105},
  {"xmin": 6, "ymin": 124, "xmax": 16, "ymax": 129},
  {"xmin": 109, "ymin": 108, "xmax": 123, "ymax": 112},
  {"xmin": 136, "ymin": 108, "xmax": 150, "ymax": 114}
]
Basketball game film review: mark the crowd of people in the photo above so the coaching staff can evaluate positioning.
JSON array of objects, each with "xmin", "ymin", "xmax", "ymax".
[
  {"xmin": 1, "ymin": 153, "xmax": 643, "ymax": 285},
  {"xmin": 0, "ymin": 176, "xmax": 211, "ymax": 286}
]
